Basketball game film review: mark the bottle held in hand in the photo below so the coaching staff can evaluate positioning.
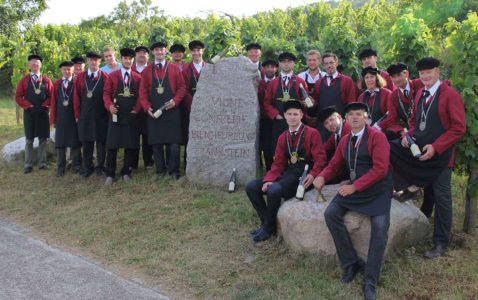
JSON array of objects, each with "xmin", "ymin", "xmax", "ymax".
[
  {"xmin": 404, "ymin": 128, "xmax": 422, "ymax": 158},
  {"xmin": 153, "ymin": 103, "xmax": 169, "ymax": 119},
  {"xmin": 112, "ymin": 98, "xmax": 118, "ymax": 123},
  {"xmin": 228, "ymin": 168, "xmax": 237, "ymax": 193},
  {"xmin": 299, "ymin": 83, "xmax": 314, "ymax": 108},
  {"xmin": 295, "ymin": 164, "xmax": 309, "ymax": 200}
]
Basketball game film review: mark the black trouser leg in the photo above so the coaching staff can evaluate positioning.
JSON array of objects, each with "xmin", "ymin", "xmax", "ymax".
[
  {"xmin": 121, "ymin": 149, "xmax": 134, "ymax": 176},
  {"xmin": 167, "ymin": 143, "xmax": 180, "ymax": 174},
  {"xmin": 82, "ymin": 141, "xmax": 94, "ymax": 174},
  {"xmin": 56, "ymin": 148, "xmax": 66, "ymax": 171},
  {"xmin": 263, "ymin": 182, "xmax": 285, "ymax": 233},
  {"xmin": 142, "ymin": 134, "xmax": 154, "ymax": 166},
  {"xmin": 71, "ymin": 147, "xmax": 82, "ymax": 172},
  {"xmin": 152, "ymin": 144, "xmax": 166, "ymax": 174},
  {"xmin": 95, "ymin": 140, "xmax": 106, "ymax": 171},
  {"xmin": 106, "ymin": 149, "xmax": 118, "ymax": 178},
  {"xmin": 432, "ymin": 168, "xmax": 453, "ymax": 247},
  {"xmin": 131, "ymin": 148, "xmax": 140, "ymax": 169},
  {"xmin": 421, "ymin": 185, "xmax": 435, "ymax": 218},
  {"xmin": 363, "ymin": 213, "xmax": 390, "ymax": 287},
  {"xmin": 246, "ymin": 179, "xmax": 267, "ymax": 227}
]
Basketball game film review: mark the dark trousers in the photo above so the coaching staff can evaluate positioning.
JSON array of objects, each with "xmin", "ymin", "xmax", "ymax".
[
  {"xmin": 324, "ymin": 201, "xmax": 390, "ymax": 287},
  {"xmin": 131, "ymin": 134, "xmax": 154, "ymax": 168},
  {"xmin": 421, "ymin": 186, "xmax": 435, "ymax": 218},
  {"xmin": 106, "ymin": 148, "xmax": 134, "ymax": 178},
  {"xmin": 246, "ymin": 175, "xmax": 298, "ymax": 233},
  {"xmin": 152, "ymin": 143, "xmax": 179, "ymax": 174},
  {"xmin": 82, "ymin": 141, "xmax": 106, "ymax": 173},
  {"xmin": 429, "ymin": 168, "xmax": 453, "ymax": 246},
  {"xmin": 56, "ymin": 147, "xmax": 81, "ymax": 171}
]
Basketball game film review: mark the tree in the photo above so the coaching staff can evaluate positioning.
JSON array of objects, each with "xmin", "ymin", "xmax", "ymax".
[{"xmin": 0, "ymin": 0, "xmax": 47, "ymax": 37}]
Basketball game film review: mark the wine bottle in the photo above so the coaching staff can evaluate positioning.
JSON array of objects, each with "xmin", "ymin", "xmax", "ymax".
[
  {"xmin": 112, "ymin": 98, "xmax": 118, "ymax": 123},
  {"xmin": 299, "ymin": 83, "xmax": 314, "ymax": 108},
  {"xmin": 404, "ymin": 128, "xmax": 422, "ymax": 158},
  {"xmin": 211, "ymin": 47, "xmax": 229, "ymax": 64},
  {"xmin": 371, "ymin": 111, "xmax": 388, "ymax": 130},
  {"xmin": 295, "ymin": 164, "xmax": 309, "ymax": 200},
  {"xmin": 228, "ymin": 168, "xmax": 237, "ymax": 193},
  {"xmin": 153, "ymin": 103, "xmax": 169, "ymax": 119}
]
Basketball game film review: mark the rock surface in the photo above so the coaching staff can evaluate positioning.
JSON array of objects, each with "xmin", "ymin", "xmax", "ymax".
[
  {"xmin": 277, "ymin": 184, "xmax": 430, "ymax": 261},
  {"xmin": 2, "ymin": 130, "xmax": 56, "ymax": 164},
  {"xmin": 186, "ymin": 56, "xmax": 261, "ymax": 187}
]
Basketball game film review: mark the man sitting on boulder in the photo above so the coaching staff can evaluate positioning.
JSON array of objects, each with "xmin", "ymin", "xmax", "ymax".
[
  {"xmin": 245, "ymin": 100, "xmax": 326, "ymax": 243},
  {"xmin": 313, "ymin": 102, "xmax": 392, "ymax": 300}
]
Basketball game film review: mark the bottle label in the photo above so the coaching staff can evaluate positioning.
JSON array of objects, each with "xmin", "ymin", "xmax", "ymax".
[
  {"xmin": 112, "ymin": 114, "xmax": 118, "ymax": 123},
  {"xmin": 295, "ymin": 185, "xmax": 305, "ymax": 200},
  {"xmin": 228, "ymin": 182, "xmax": 235, "ymax": 192},
  {"xmin": 153, "ymin": 109, "xmax": 163, "ymax": 118},
  {"xmin": 410, "ymin": 144, "xmax": 422, "ymax": 158}
]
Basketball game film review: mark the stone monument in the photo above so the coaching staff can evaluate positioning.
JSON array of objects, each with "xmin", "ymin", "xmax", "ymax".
[{"xmin": 186, "ymin": 56, "xmax": 261, "ymax": 187}]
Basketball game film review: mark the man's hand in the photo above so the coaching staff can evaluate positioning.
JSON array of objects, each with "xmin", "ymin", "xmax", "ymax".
[
  {"xmin": 130, "ymin": 110, "xmax": 137, "ymax": 114},
  {"xmin": 339, "ymin": 180, "xmax": 350, "ymax": 186},
  {"xmin": 313, "ymin": 176, "xmax": 325, "ymax": 191},
  {"xmin": 275, "ymin": 114, "xmax": 283, "ymax": 120},
  {"xmin": 262, "ymin": 182, "xmax": 273, "ymax": 193},
  {"xmin": 147, "ymin": 107, "xmax": 154, "ymax": 118},
  {"xmin": 109, "ymin": 105, "xmax": 118, "ymax": 114},
  {"xmin": 165, "ymin": 99, "xmax": 176, "ymax": 110},
  {"xmin": 303, "ymin": 174, "xmax": 314, "ymax": 189},
  {"xmin": 419, "ymin": 144, "xmax": 436, "ymax": 161},
  {"xmin": 338, "ymin": 184, "xmax": 357, "ymax": 196}
]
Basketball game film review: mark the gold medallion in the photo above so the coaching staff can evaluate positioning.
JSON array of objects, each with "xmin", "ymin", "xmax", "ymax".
[
  {"xmin": 87, "ymin": 91, "xmax": 93, "ymax": 98},
  {"xmin": 34, "ymin": 88, "xmax": 41, "ymax": 95},
  {"xmin": 283, "ymin": 91, "xmax": 290, "ymax": 101},
  {"xmin": 290, "ymin": 152, "xmax": 298, "ymax": 164},
  {"xmin": 157, "ymin": 86, "xmax": 164, "ymax": 94},
  {"xmin": 124, "ymin": 87, "xmax": 131, "ymax": 97}
]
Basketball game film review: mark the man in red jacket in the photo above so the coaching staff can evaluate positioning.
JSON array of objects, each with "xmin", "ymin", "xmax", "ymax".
[
  {"xmin": 246, "ymin": 100, "xmax": 326, "ymax": 243},
  {"xmin": 314, "ymin": 102, "xmax": 392, "ymax": 300},
  {"xmin": 390, "ymin": 57, "xmax": 466, "ymax": 258},
  {"xmin": 317, "ymin": 106, "xmax": 351, "ymax": 164},
  {"xmin": 15, "ymin": 54, "xmax": 53, "ymax": 174},
  {"xmin": 357, "ymin": 48, "xmax": 394, "ymax": 93}
]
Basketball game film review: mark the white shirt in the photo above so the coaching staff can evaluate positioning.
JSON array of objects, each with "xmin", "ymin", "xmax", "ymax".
[
  {"xmin": 62, "ymin": 76, "xmax": 72, "ymax": 89},
  {"xmin": 121, "ymin": 68, "xmax": 132, "ymax": 83},
  {"xmin": 154, "ymin": 59, "xmax": 166, "ymax": 68},
  {"xmin": 424, "ymin": 80, "xmax": 441, "ymax": 104},
  {"xmin": 350, "ymin": 126, "xmax": 365, "ymax": 147},
  {"xmin": 326, "ymin": 71, "xmax": 339, "ymax": 86},
  {"xmin": 280, "ymin": 71, "xmax": 293, "ymax": 85},
  {"xmin": 135, "ymin": 63, "xmax": 147, "ymax": 73},
  {"xmin": 264, "ymin": 76, "xmax": 275, "ymax": 83},
  {"xmin": 298, "ymin": 69, "xmax": 326, "ymax": 84},
  {"xmin": 87, "ymin": 69, "xmax": 99, "ymax": 78},
  {"xmin": 399, "ymin": 81, "xmax": 411, "ymax": 96},
  {"xmin": 193, "ymin": 61, "xmax": 204, "ymax": 73},
  {"xmin": 289, "ymin": 123, "xmax": 303, "ymax": 135}
]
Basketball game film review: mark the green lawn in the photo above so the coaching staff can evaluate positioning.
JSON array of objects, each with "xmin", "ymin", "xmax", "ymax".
[{"xmin": 0, "ymin": 97, "xmax": 477, "ymax": 299}]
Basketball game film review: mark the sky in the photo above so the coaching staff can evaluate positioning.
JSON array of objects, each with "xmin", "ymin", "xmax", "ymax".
[{"xmin": 39, "ymin": 0, "xmax": 320, "ymax": 25}]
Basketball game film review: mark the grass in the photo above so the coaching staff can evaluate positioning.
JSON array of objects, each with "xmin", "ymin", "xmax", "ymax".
[{"xmin": 1, "ymin": 97, "xmax": 477, "ymax": 299}]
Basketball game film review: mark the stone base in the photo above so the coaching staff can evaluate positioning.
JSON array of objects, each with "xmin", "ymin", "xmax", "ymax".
[
  {"xmin": 277, "ymin": 184, "xmax": 430, "ymax": 261},
  {"xmin": 2, "ymin": 130, "xmax": 56, "ymax": 165}
]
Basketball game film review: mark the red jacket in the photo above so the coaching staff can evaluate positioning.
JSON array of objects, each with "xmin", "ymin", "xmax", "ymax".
[
  {"xmin": 409, "ymin": 82, "xmax": 466, "ymax": 167},
  {"xmin": 263, "ymin": 125, "xmax": 326, "ymax": 182},
  {"xmin": 15, "ymin": 74, "xmax": 53, "ymax": 109},
  {"xmin": 320, "ymin": 125, "xmax": 390, "ymax": 192},
  {"xmin": 182, "ymin": 61, "xmax": 206, "ymax": 112},
  {"xmin": 50, "ymin": 77, "xmax": 76, "ymax": 125},
  {"xmin": 139, "ymin": 61, "xmax": 186, "ymax": 111},
  {"xmin": 103, "ymin": 69, "xmax": 142, "ymax": 113},
  {"xmin": 263, "ymin": 74, "xmax": 309, "ymax": 120},
  {"xmin": 356, "ymin": 69, "xmax": 396, "ymax": 95},
  {"xmin": 258, "ymin": 78, "xmax": 275, "ymax": 119},
  {"xmin": 73, "ymin": 70, "xmax": 109, "ymax": 120},
  {"xmin": 357, "ymin": 88, "xmax": 392, "ymax": 128},
  {"xmin": 324, "ymin": 121, "xmax": 351, "ymax": 156},
  {"xmin": 312, "ymin": 73, "xmax": 357, "ymax": 106}
]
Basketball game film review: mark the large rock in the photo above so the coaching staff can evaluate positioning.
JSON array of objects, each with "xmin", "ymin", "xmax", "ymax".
[
  {"xmin": 186, "ymin": 56, "xmax": 261, "ymax": 187},
  {"xmin": 2, "ymin": 130, "xmax": 56, "ymax": 164},
  {"xmin": 277, "ymin": 185, "xmax": 430, "ymax": 261}
]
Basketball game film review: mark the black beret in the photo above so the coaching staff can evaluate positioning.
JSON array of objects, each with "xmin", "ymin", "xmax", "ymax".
[
  {"xmin": 278, "ymin": 52, "xmax": 297, "ymax": 62},
  {"xmin": 262, "ymin": 60, "xmax": 278, "ymax": 67},
  {"xmin": 58, "ymin": 61, "xmax": 74, "ymax": 68},
  {"xmin": 358, "ymin": 48, "xmax": 378, "ymax": 60},
  {"xmin": 416, "ymin": 57, "xmax": 440, "ymax": 71},
  {"xmin": 134, "ymin": 46, "xmax": 150, "ymax": 53},
  {"xmin": 246, "ymin": 43, "xmax": 262, "ymax": 51},
  {"xmin": 86, "ymin": 51, "xmax": 102, "ymax": 59},
  {"xmin": 120, "ymin": 48, "xmax": 136, "ymax": 58},
  {"xmin": 283, "ymin": 100, "xmax": 303, "ymax": 112},
  {"xmin": 344, "ymin": 102, "xmax": 369, "ymax": 114},
  {"xmin": 71, "ymin": 56, "xmax": 85, "ymax": 64},
  {"xmin": 188, "ymin": 40, "xmax": 205, "ymax": 50},
  {"xmin": 386, "ymin": 62, "xmax": 408, "ymax": 76},
  {"xmin": 361, "ymin": 66, "xmax": 379, "ymax": 78},
  {"xmin": 317, "ymin": 106, "xmax": 338, "ymax": 124},
  {"xmin": 28, "ymin": 54, "xmax": 42, "ymax": 62},
  {"xmin": 169, "ymin": 43, "xmax": 186, "ymax": 53},
  {"xmin": 150, "ymin": 41, "xmax": 168, "ymax": 50}
]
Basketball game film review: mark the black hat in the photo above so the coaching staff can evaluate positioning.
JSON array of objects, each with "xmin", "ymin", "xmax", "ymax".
[
  {"xmin": 27, "ymin": 54, "xmax": 42, "ymax": 62},
  {"xmin": 188, "ymin": 40, "xmax": 205, "ymax": 50},
  {"xmin": 246, "ymin": 43, "xmax": 261, "ymax": 51},
  {"xmin": 283, "ymin": 100, "xmax": 304, "ymax": 112},
  {"xmin": 262, "ymin": 60, "xmax": 278, "ymax": 68},
  {"xmin": 344, "ymin": 102, "xmax": 369, "ymax": 114},
  {"xmin": 58, "ymin": 61, "xmax": 74, "ymax": 68},
  {"xmin": 71, "ymin": 56, "xmax": 85, "ymax": 64},
  {"xmin": 169, "ymin": 43, "xmax": 186, "ymax": 53},
  {"xmin": 416, "ymin": 57, "xmax": 440, "ymax": 71},
  {"xmin": 358, "ymin": 48, "xmax": 378, "ymax": 60},
  {"xmin": 386, "ymin": 62, "xmax": 408, "ymax": 76},
  {"xmin": 120, "ymin": 48, "xmax": 136, "ymax": 58},
  {"xmin": 86, "ymin": 51, "xmax": 102, "ymax": 59},
  {"xmin": 317, "ymin": 106, "xmax": 338, "ymax": 124},
  {"xmin": 361, "ymin": 66, "xmax": 379, "ymax": 78},
  {"xmin": 278, "ymin": 52, "xmax": 297, "ymax": 62},
  {"xmin": 150, "ymin": 41, "xmax": 168, "ymax": 50},
  {"xmin": 134, "ymin": 46, "xmax": 150, "ymax": 53}
]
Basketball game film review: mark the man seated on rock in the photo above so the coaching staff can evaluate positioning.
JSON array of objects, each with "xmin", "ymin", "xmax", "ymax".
[
  {"xmin": 246, "ymin": 100, "xmax": 326, "ymax": 243},
  {"xmin": 313, "ymin": 102, "xmax": 392, "ymax": 300}
]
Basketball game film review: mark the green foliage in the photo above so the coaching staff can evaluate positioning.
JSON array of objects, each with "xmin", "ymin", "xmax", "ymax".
[{"xmin": 0, "ymin": 0, "xmax": 47, "ymax": 37}]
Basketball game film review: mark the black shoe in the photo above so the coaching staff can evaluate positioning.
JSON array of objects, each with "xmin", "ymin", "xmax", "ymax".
[
  {"xmin": 395, "ymin": 189, "xmax": 423, "ymax": 202},
  {"xmin": 155, "ymin": 172, "xmax": 166, "ymax": 180},
  {"xmin": 252, "ymin": 228, "xmax": 271, "ymax": 243},
  {"xmin": 424, "ymin": 244, "xmax": 447, "ymax": 259},
  {"xmin": 170, "ymin": 172, "xmax": 181, "ymax": 180},
  {"xmin": 363, "ymin": 284, "xmax": 376, "ymax": 300},
  {"xmin": 81, "ymin": 170, "xmax": 93, "ymax": 178},
  {"xmin": 56, "ymin": 169, "xmax": 65, "ymax": 177},
  {"xmin": 39, "ymin": 165, "xmax": 48, "ymax": 170},
  {"xmin": 23, "ymin": 166, "xmax": 33, "ymax": 174},
  {"xmin": 341, "ymin": 260, "xmax": 365, "ymax": 283},
  {"xmin": 72, "ymin": 166, "xmax": 82, "ymax": 174},
  {"xmin": 95, "ymin": 168, "xmax": 105, "ymax": 177},
  {"xmin": 249, "ymin": 228, "xmax": 262, "ymax": 237}
]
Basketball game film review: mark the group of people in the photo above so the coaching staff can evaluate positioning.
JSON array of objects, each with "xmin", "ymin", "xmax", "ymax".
[{"xmin": 16, "ymin": 42, "xmax": 466, "ymax": 300}]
